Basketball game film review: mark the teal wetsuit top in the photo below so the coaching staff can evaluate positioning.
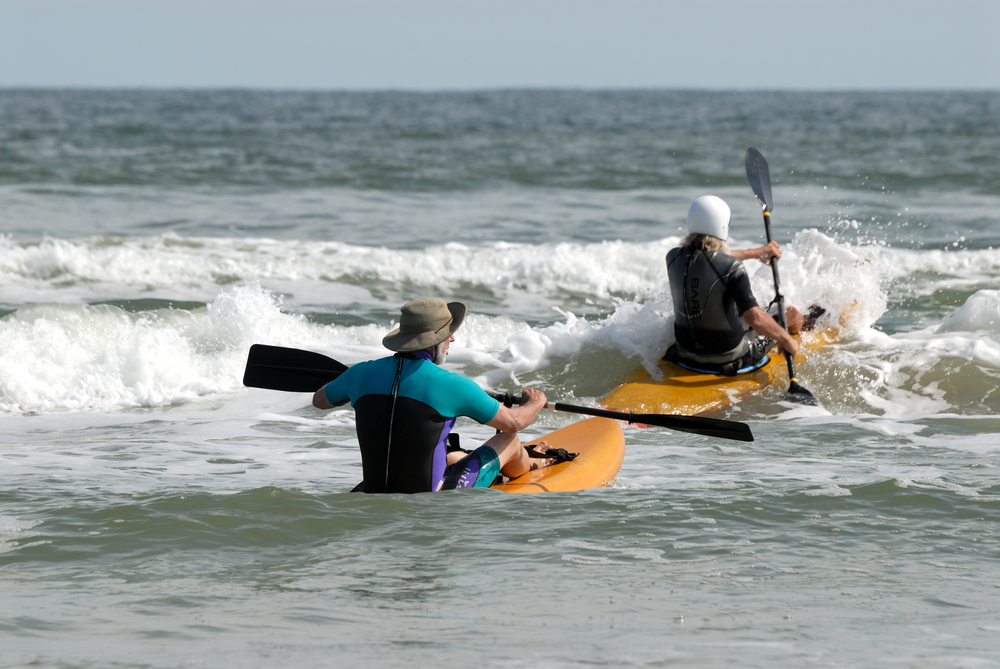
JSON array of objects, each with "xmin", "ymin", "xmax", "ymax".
[{"xmin": 324, "ymin": 352, "xmax": 500, "ymax": 493}]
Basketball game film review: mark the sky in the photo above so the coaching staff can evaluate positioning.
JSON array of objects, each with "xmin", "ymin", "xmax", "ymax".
[{"xmin": 2, "ymin": 0, "xmax": 999, "ymax": 90}]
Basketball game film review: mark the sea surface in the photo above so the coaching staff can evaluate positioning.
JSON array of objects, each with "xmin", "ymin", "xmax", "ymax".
[{"xmin": 2, "ymin": 89, "xmax": 999, "ymax": 668}]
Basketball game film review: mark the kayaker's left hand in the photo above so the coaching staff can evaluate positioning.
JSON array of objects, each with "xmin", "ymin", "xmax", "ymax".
[
  {"xmin": 776, "ymin": 333, "xmax": 800, "ymax": 357},
  {"xmin": 785, "ymin": 306, "xmax": 805, "ymax": 335}
]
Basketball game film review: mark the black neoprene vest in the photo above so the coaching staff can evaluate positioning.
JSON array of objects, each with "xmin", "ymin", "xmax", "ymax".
[
  {"xmin": 353, "ymin": 394, "xmax": 448, "ymax": 494},
  {"xmin": 666, "ymin": 245, "xmax": 759, "ymax": 361}
]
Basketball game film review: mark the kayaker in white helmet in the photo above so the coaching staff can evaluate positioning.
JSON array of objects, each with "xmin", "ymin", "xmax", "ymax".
[{"xmin": 664, "ymin": 195, "xmax": 805, "ymax": 376}]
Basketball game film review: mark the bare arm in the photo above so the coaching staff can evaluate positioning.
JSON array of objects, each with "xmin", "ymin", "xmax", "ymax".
[
  {"xmin": 731, "ymin": 241, "xmax": 781, "ymax": 263},
  {"xmin": 743, "ymin": 306, "xmax": 799, "ymax": 356},
  {"xmin": 313, "ymin": 385, "xmax": 335, "ymax": 409},
  {"xmin": 487, "ymin": 388, "xmax": 547, "ymax": 433}
]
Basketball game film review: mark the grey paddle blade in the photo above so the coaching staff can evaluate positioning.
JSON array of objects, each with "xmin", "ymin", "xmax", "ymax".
[{"xmin": 744, "ymin": 147, "xmax": 774, "ymax": 213}]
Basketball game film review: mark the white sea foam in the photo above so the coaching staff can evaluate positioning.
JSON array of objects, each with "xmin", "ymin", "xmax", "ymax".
[
  {"xmin": 824, "ymin": 292, "xmax": 1000, "ymax": 417},
  {"xmin": 0, "ymin": 229, "xmax": 902, "ymax": 318},
  {"xmin": 0, "ymin": 284, "xmax": 329, "ymax": 414},
  {"xmin": 937, "ymin": 290, "xmax": 1000, "ymax": 335},
  {"xmin": 804, "ymin": 485, "xmax": 853, "ymax": 497},
  {"xmin": 0, "ymin": 233, "xmax": 676, "ymax": 308},
  {"xmin": 0, "ymin": 516, "xmax": 44, "ymax": 555},
  {"xmin": 3, "ymin": 230, "xmax": 1000, "ymax": 417},
  {"xmin": 873, "ymin": 247, "xmax": 1000, "ymax": 297}
]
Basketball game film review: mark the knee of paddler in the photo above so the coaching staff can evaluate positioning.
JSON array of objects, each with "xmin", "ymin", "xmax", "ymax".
[
  {"xmin": 786, "ymin": 306, "xmax": 805, "ymax": 334},
  {"xmin": 772, "ymin": 306, "xmax": 805, "ymax": 334}
]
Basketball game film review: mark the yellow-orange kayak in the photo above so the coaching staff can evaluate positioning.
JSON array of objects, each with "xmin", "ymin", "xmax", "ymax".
[
  {"xmin": 492, "ymin": 417, "xmax": 625, "ymax": 493},
  {"xmin": 601, "ymin": 329, "xmax": 836, "ymax": 416}
]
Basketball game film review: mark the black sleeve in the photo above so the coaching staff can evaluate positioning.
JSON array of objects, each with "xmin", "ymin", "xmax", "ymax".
[{"xmin": 728, "ymin": 263, "xmax": 760, "ymax": 316}]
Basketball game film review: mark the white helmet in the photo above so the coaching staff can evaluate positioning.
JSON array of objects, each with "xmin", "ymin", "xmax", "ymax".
[{"xmin": 686, "ymin": 195, "xmax": 731, "ymax": 240}]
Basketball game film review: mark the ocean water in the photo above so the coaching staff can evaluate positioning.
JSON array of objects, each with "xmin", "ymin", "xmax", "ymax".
[{"xmin": 2, "ymin": 89, "xmax": 1000, "ymax": 668}]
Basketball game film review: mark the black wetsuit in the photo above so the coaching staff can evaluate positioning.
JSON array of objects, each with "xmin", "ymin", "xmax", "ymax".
[
  {"xmin": 666, "ymin": 244, "xmax": 771, "ymax": 372},
  {"xmin": 322, "ymin": 351, "xmax": 500, "ymax": 493}
]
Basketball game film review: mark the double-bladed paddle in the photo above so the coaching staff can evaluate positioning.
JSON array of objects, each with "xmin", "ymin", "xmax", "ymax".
[
  {"xmin": 243, "ymin": 344, "xmax": 754, "ymax": 442},
  {"xmin": 744, "ymin": 147, "xmax": 818, "ymax": 405}
]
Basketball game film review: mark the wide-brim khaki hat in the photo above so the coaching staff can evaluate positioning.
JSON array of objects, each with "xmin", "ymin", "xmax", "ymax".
[{"xmin": 382, "ymin": 298, "xmax": 467, "ymax": 352}]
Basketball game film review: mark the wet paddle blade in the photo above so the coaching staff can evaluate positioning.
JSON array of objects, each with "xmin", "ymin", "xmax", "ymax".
[
  {"xmin": 786, "ymin": 380, "xmax": 819, "ymax": 406},
  {"xmin": 546, "ymin": 401, "xmax": 754, "ymax": 442},
  {"xmin": 635, "ymin": 412, "xmax": 755, "ymax": 442},
  {"xmin": 243, "ymin": 344, "xmax": 348, "ymax": 392},
  {"xmin": 745, "ymin": 147, "xmax": 774, "ymax": 212}
]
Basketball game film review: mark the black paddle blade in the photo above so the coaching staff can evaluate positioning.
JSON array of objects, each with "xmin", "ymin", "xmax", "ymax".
[
  {"xmin": 635, "ymin": 412, "xmax": 755, "ymax": 442},
  {"xmin": 781, "ymin": 352, "xmax": 819, "ymax": 406},
  {"xmin": 546, "ymin": 401, "xmax": 754, "ymax": 442},
  {"xmin": 744, "ymin": 147, "xmax": 774, "ymax": 213},
  {"xmin": 786, "ymin": 381, "xmax": 819, "ymax": 406},
  {"xmin": 243, "ymin": 344, "xmax": 348, "ymax": 393}
]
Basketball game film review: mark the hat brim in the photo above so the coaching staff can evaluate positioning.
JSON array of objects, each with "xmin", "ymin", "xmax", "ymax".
[{"xmin": 382, "ymin": 301, "xmax": 467, "ymax": 352}]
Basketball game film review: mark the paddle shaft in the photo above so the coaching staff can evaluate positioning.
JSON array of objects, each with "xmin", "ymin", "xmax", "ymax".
[
  {"xmin": 745, "ymin": 147, "xmax": 817, "ymax": 404},
  {"xmin": 761, "ymin": 208, "xmax": 798, "ymax": 381}
]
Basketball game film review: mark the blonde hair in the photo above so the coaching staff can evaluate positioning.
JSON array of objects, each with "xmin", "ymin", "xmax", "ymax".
[{"xmin": 682, "ymin": 234, "xmax": 729, "ymax": 254}]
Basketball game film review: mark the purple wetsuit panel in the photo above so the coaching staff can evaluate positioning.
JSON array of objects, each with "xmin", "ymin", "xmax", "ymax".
[{"xmin": 430, "ymin": 417, "xmax": 457, "ymax": 490}]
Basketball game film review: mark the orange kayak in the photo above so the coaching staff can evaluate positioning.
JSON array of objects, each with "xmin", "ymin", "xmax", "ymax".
[
  {"xmin": 601, "ymin": 328, "xmax": 837, "ymax": 416},
  {"xmin": 492, "ymin": 417, "xmax": 625, "ymax": 493}
]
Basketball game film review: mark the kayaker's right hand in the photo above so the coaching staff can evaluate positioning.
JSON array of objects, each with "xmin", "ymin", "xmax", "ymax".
[
  {"xmin": 777, "ymin": 333, "xmax": 800, "ymax": 357},
  {"xmin": 520, "ymin": 387, "xmax": 547, "ymax": 408},
  {"xmin": 488, "ymin": 387, "xmax": 548, "ymax": 433},
  {"xmin": 744, "ymin": 305, "xmax": 799, "ymax": 357}
]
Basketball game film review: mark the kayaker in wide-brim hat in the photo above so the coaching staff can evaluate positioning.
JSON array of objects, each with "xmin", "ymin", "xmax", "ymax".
[
  {"xmin": 312, "ymin": 297, "xmax": 555, "ymax": 493},
  {"xmin": 381, "ymin": 297, "xmax": 466, "ymax": 357}
]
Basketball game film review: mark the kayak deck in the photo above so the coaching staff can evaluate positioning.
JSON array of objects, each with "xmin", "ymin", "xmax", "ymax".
[
  {"xmin": 492, "ymin": 417, "xmax": 625, "ymax": 493},
  {"xmin": 601, "ymin": 329, "xmax": 835, "ymax": 416},
  {"xmin": 602, "ymin": 355, "xmax": 783, "ymax": 415}
]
